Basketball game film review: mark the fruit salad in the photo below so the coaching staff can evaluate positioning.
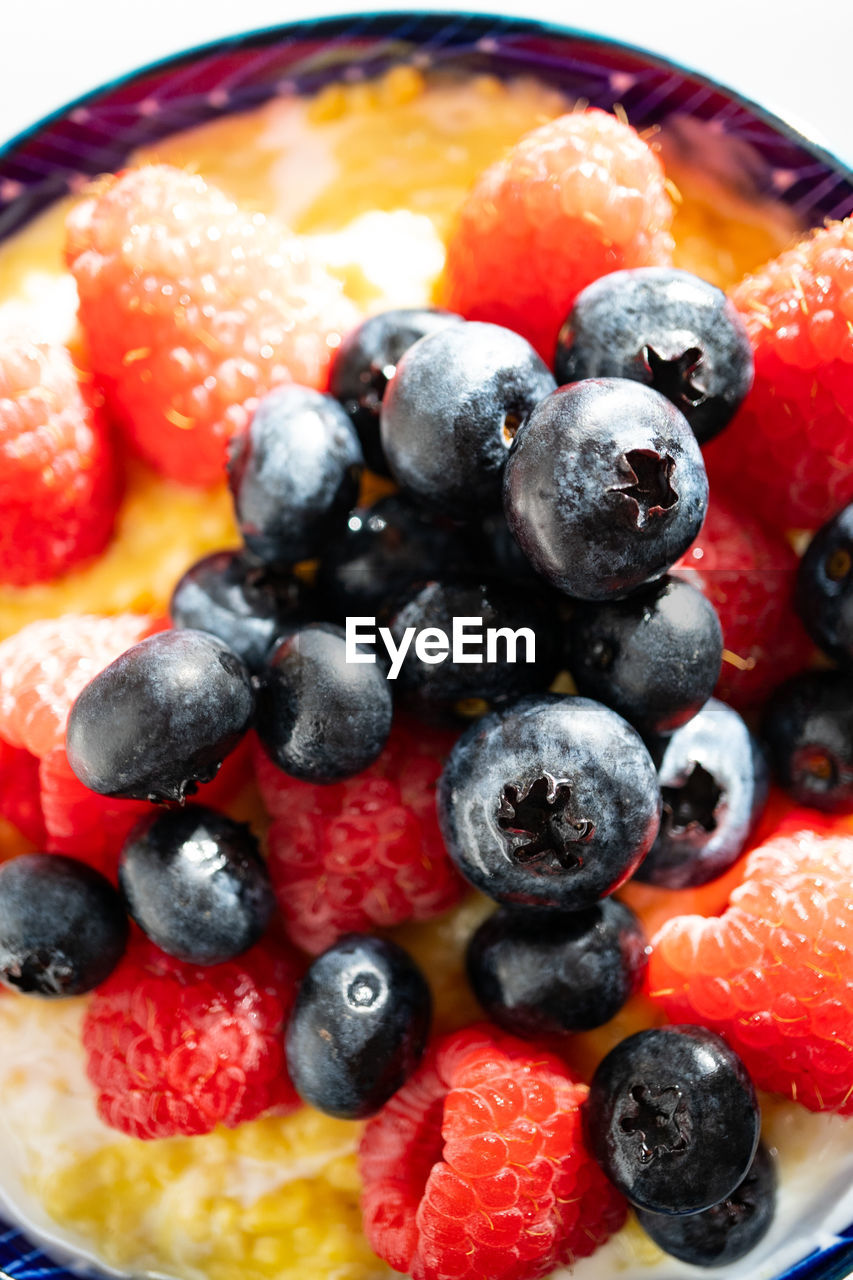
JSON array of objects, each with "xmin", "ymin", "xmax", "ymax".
[{"xmin": 1, "ymin": 62, "xmax": 852, "ymax": 1280}]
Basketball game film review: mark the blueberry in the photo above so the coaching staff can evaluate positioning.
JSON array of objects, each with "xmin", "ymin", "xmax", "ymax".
[
  {"xmin": 228, "ymin": 384, "xmax": 363, "ymax": 566},
  {"xmin": 567, "ymin": 576, "xmax": 722, "ymax": 737},
  {"xmin": 635, "ymin": 1142, "xmax": 777, "ymax": 1267},
  {"xmin": 0, "ymin": 854, "xmax": 127, "ymax": 996},
  {"xmin": 170, "ymin": 549, "xmax": 315, "ymax": 672},
  {"xmin": 636, "ymin": 699, "xmax": 769, "ymax": 888},
  {"xmin": 584, "ymin": 1025, "xmax": 760, "ymax": 1215},
  {"xmin": 477, "ymin": 512, "xmax": 543, "ymax": 588},
  {"xmin": 761, "ymin": 670, "xmax": 853, "ymax": 812},
  {"xmin": 380, "ymin": 321, "xmax": 556, "ymax": 516},
  {"xmin": 437, "ymin": 695, "xmax": 661, "ymax": 911},
  {"xmin": 256, "ymin": 623, "xmax": 392, "ymax": 783},
  {"xmin": 466, "ymin": 898, "xmax": 648, "ymax": 1037},
  {"xmin": 66, "ymin": 630, "xmax": 254, "ymax": 803},
  {"xmin": 554, "ymin": 267, "xmax": 754, "ymax": 444},
  {"xmin": 317, "ymin": 495, "xmax": 469, "ymax": 620},
  {"xmin": 387, "ymin": 578, "xmax": 560, "ymax": 719},
  {"xmin": 119, "ymin": 807, "xmax": 274, "ymax": 965},
  {"xmin": 285, "ymin": 933, "xmax": 431, "ymax": 1119},
  {"xmin": 330, "ymin": 306, "xmax": 463, "ymax": 475},
  {"xmin": 796, "ymin": 502, "xmax": 853, "ymax": 664},
  {"xmin": 504, "ymin": 379, "xmax": 709, "ymax": 601}
]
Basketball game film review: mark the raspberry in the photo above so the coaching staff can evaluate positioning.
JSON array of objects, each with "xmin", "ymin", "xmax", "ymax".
[
  {"xmin": 66, "ymin": 165, "xmax": 360, "ymax": 487},
  {"xmin": 256, "ymin": 718, "xmax": 466, "ymax": 954},
  {"xmin": 441, "ymin": 108, "xmax": 674, "ymax": 361},
  {"xmin": 674, "ymin": 493, "xmax": 813, "ymax": 707},
  {"xmin": 83, "ymin": 935, "xmax": 302, "ymax": 1139},
  {"xmin": 0, "ymin": 739, "xmax": 46, "ymax": 846},
  {"xmin": 704, "ymin": 218, "xmax": 853, "ymax": 534},
  {"xmin": 359, "ymin": 1023, "xmax": 626, "ymax": 1280},
  {"xmin": 0, "ymin": 339, "xmax": 119, "ymax": 585},
  {"xmin": 648, "ymin": 824, "xmax": 853, "ymax": 1114},
  {"xmin": 0, "ymin": 614, "xmax": 162, "ymax": 870}
]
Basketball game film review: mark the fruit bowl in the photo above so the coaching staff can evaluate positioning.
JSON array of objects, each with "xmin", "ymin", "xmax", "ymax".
[{"xmin": 1, "ymin": 12, "xmax": 853, "ymax": 1280}]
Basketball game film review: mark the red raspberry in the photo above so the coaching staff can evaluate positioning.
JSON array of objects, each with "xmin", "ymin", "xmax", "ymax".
[
  {"xmin": 0, "ymin": 614, "xmax": 163, "ymax": 871},
  {"xmin": 648, "ymin": 823, "xmax": 853, "ymax": 1114},
  {"xmin": 674, "ymin": 493, "xmax": 813, "ymax": 707},
  {"xmin": 66, "ymin": 165, "xmax": 360, "ymax": 487},
  {"xmin": 441, "ymin": 108, "xmax": 674, "ymax": 361},
  {"xmin": 0, "ymin": 738, "xmax": 46, "ymax": 846},
  {"xmin": 256, "ymin": 718, "xmax": 466, "ymax": 955},
  {"xmin": 359, "ymin": 1023, "xmax": 626, "ymax": 1280},
  {"xmin": 704, "ymin": 218, "xmax": 853, "ymax": 535},
  {"xmin": 0, "ymin": 339, "xmax": 119, "ymax": 585},
  {"xmin": 83, "ymin": 935, "xmax": 302, "ymax": 1139}
]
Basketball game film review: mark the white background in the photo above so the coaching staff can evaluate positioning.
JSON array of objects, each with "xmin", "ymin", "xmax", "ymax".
[{"xmin": 0, "ymin": 0, "xmax": 851, "ymax": 166}]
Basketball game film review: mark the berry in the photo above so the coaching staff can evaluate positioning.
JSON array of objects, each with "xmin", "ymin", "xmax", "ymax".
[
  {"xmin": 286, "ymin": 934, "xmax": 431, "ymax": 1119},
  {"xmin": 82, "ymin": 934, "xmax": 301, "ymax": 1139},
  {"xmin": 359, "ymin": 1023, "xmax": 627, "ymax": 1280},
  {"xmin": 795, "ymin": 501, "xmax": 853, "ymax": 663},
  {"xmin": 554, "ymin": 268, "xmax": 753, "ymax": 444},
  {"xmin": 118, "ymin": 806, "xmax": 274, "ymax": 965},
  {"xmin": 761, "ymin": 670, "xmax": 853, "ymax": 812},
  {"xmin": 329, "ymin": 306, "xmax": 463, "ymax": 474},
  {"xmin": 437, "ymin": 695, "xmax": 661, "ymax": 911},
  {"xmin": 228, "ymin": 385, "xmax": 363, "ymax": 566},
  {"xmin": 636, "ymin": 699, "xmax": 769, "ymax": 888},
  {"xmin": 584, "ymin": 1025, "xmax": 760, "ymax": 1214},
  {"xmin": 256, "ymin": 623, "xmax": 392, "ymax": 783},
  {"xmin": 0, "ymin": 339, "xmax": 120, "ymax": 585},
  {"xmin": 441, "ymin": 108, "xmax": 674, "ymax": 361},
  {"xmin": 647, "ymin": 825, "xmax": 853, "ymax": 1113},
  {"xmin": 635, "ymin": 1142, "xmax": 777, "ymax": 1267},
  {"xmin": 387, "ymin": 578, "xmax": 559, "ymax": 720},
  {"xmin": 477, "ymin": 512, "xmax": 542, "ymax": 587},
  {"xmin": 0, "ymin": 853, "xmax": 127, "ymax": 996},
  {"xmin": 317, "ymin": 494, "xmax": 469, "ymax": 620},
  {"xmin": 466, "ymin": 899, "xmax": 648, "ymax": 1037},
  {"xmin": 380, "ymin": 321, "xmax": 555, "ymax": 516},
  {"xmin": 256, "ymin": 717, "xmax": 464, "ymax": 954},
  {"xmin": 703, "ymin": 217, "xmax": 853, "ymax": 535},
  {"xmin": 504, "ymin": 380, "xmax": 708, "ymax": 600},
  {"xmin": 66, "ymin": 630, "xmax": 254, "ymax": 802},
  {"xmin": 674, "ymin": 492, "xmax": 813, "ymax": 708},
  {"xmin": 66, "ymin": 164, "xmax": 359, "ymax": 487},
  {"xmin": 170, "ymin": 549, "xmax": 314, "ymax": 672},
  {"xmin": 566, "ymin": 576, "xmax": 722, "ymax": 737}
]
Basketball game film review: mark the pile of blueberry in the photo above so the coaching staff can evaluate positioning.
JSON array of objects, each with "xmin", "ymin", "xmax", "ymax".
[{"xmin": 8, "ymin": 262, "xmax": 843, "ymax": 1269}]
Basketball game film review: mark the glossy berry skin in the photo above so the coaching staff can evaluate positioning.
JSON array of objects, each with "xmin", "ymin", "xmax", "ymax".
[
  {"xmin": 228, "ymin": 384, "xmax": 363, "ymax": 566},
  {"xmin": 0, "ymin": 854, "xmax": 127, "ymax": 996},
  {"xmin": 466, "ymin": 899, "xmax": 648, "ymax": 1037},
  {"xmin": 330, "ymin": 307, "xmax": 463, "ymax": 474},
  {"xmin": 761, "ymin": 670, "xmax": 853, "ymax": 812},
  {"xmin": 437, "ymin": 695, "xmax": 661, "ymax": 911},
  {"xmin": 286, "ymin": 934, "xmax": 431, "ymax": 1119},
  {"xmin": 118, "ymin": 807, "xmax": 274, "ymax": 965},
  {"xmin": 554, "ymin": 268, "xmax": 753, "ymax": 444},
  {"xmin": 317, "ymin": 495, "xmax": 469, "ymax": 620},
  {"xmin": 256, "ymin": 623, "xmax": 392, "ymax": 784},
  {"xmin": 796, "ymin": 502, "xmax": 853, "ymax": 664},
  {"xmin": 504, "ymin": 380, "xmax": 708, "ymax": 601},
  {"xmin": 584, "ymin": 1025, "xmax": 760, "ymax": 1215},
  {"xmin": 388, "ymin": 578, "xmax": 560, "ymax": 718},
  {"xmin": 66, "ymin": 629, "xmax": 254, "ymax": 803},
  {"xmin": 636, "ymin": 699, "xmax": 769, "ymax": 888},
  {"xmin": 567, "ymin": 576, "xmax": 722, "ymax": 737},
  {"xmin": 170, "ymin": 549, "xmax": 314, "ymax": 672},
  {"xmin": 635, "ymin": 1142, "xmax": 777, "ymax": 1268},
  {"xmin": 380, "ymin": 321, "xmax": 556, "ymax": 516}
]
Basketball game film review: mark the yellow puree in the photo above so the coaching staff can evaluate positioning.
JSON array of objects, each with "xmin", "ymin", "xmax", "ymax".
[{"xmin": 0, "ymin": 67, "xmax": 819, "ymax": 1280}]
